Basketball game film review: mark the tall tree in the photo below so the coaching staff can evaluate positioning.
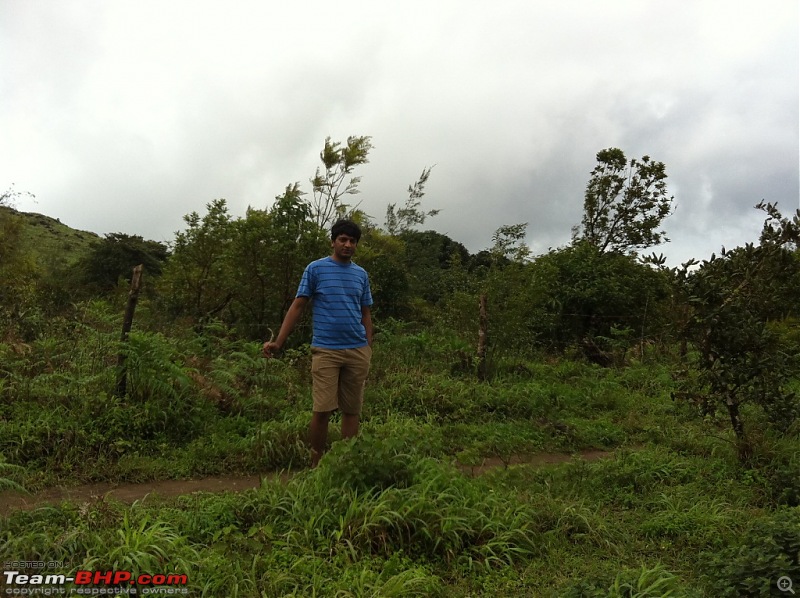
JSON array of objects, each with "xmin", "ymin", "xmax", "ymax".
[
  {"xmin": 480, "ymin": 223, "xmax": 535, "ymax": 366},
  {"xmin": 677, "ymin": 202, "xmax": 800, "ymax": 461},
  {"xmin": 268, "ymin": 184, "xmax": 328, "ymax": 313},
  {"xmin": 225, "ymin": 185, "xmax": 328, "ymax": 339},
  {"xmin": 529, "ymin": 241, "xmax": 672, "ymax": 361},
  {"xmin": 400, "ymin": 230, "xmax": 470, "ymax": 304},
  {"xmin": 310, "ymin": 136, "xmax": 372, "ymax": 228},
  {"xmin": 575, "ymin": 148, "xmax": 674, "ymax": 254},
  {"xmin": 490, "ymin": 223, "xmax": 530, "ymax": 265},
  {"xmin": 78, "ymin": 233, "xmax": 168, "ymax": 292},
  {"xmin": 158, "ymin": 199, "xmax": 235, "ymax": 324},
  {"xmin": 354, "ymin": 228, "xmax": 410, "ymax": 319},
  {"xmin": 385, "ymin": 166, "xmax": 439, "ymax": 235}
]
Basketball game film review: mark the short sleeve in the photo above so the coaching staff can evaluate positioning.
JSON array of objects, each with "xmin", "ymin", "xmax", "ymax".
[{"xmin": 296, "ymin": 264, "xmax": 314, "ymax": 298}]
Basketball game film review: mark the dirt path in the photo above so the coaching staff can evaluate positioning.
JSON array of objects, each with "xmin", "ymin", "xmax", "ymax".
[
  {"xmin": 0, "ymin": 449, "xmax": 613, "ymax": 516},
  {"xmin": 0, "ymin": 474, "xmax": 268, "ymax": 515}
]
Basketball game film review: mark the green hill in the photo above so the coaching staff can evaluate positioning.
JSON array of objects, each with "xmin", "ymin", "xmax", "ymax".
[{"xmin": 0, "ymin": 205, "xmax": 100, "ymax": 269}]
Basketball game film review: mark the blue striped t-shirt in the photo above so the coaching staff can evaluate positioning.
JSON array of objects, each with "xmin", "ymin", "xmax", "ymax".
[{"xmin": 296, "ymin": 257, "xmax": 373, "ymax": 349}]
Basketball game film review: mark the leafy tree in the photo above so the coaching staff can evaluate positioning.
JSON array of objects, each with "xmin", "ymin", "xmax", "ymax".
[
  {"xmin": 385, "ymin": 167, "xmax": 440, "ymax": 235},
  {"xmin": 437, "ymin": 223, "xmax": 536, "ymax": 373},
  {"xmin": 310, "ymin": 136, "xmax": 372, "ymax": 228},
  {"xmin": 225, "ymin": 186, "xmax": 327, "ymax": 339},
  {"xmin": 400, "ymin": 230, "xmax": 470, "ymax": 305},
  {"xmin": 574, "ymin": 148, "xmax": 674, "ymax": 254},
  {"xmin": 354, "ymin": 228, "xmax": 410, "ymax": 319},
  {"xmin": 490, "ymin": 223, "xmax": 530, "ymax": 265},
  {"xmin": 528, "ymin": 241, "xmax": 672, "ymax": 362},
  {"xmin": 267, "ymin": 184, "xmax": 328, "ymax": 313},
  {"xmin": 78, "ymin": 233, "xmax": 169, "ymax": 292},
  {"xmin": 482, "ymin": 232, "xmax": 539, "ymax": 359},
  {"xmin": 677, "ymin": 202, "xmax": 800, "ymax": 461},
  {"xmin": 158, "ymin": 199, "xmax": 235, "ymax": 324},
  {"xmin": 224, "ymin": 208, "xmax": 276, "ymax": 339}
]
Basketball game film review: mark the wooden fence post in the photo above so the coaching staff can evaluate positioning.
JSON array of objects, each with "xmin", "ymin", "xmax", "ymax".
[
  {"xmin": 115, "ymin": 264, "xmax": 143, "ymax": 398},
  {"xmin": 477, "ymin": 293, "xmax": 489, "ymax": 381}
]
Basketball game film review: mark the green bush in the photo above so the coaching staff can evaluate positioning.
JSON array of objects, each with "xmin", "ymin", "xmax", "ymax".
[
  {"xmin": 317, "ymin": 423, "xmax": 433, "ymax": 492},
  {"xmin": 702, "ymin": 507, "xmax": 800, "ymax": 597}
]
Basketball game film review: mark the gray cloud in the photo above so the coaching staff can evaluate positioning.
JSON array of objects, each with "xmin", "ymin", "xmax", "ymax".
[{"xmin": 1, "ymin": 0, "xmax": 796, "ymax": 266}]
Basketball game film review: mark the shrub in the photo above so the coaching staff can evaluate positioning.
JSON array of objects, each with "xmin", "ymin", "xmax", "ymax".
[{"xmin": 702, "ymin": 507, "xmax": 800, "ymax": 597}]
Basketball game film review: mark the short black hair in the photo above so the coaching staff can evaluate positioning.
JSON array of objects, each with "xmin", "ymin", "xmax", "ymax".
[{"xmin": 330, "ymin": 219, "xmax": 362, "ymax": 242}]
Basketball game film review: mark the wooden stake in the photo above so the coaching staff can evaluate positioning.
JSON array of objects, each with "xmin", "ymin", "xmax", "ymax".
[
  {"xmin": 477, "ymin": 293, "xmax": 488, "ymax": 381},
  {"xmin": 115, "ymin": 264, "xmax": 143, "ymax": 398}
]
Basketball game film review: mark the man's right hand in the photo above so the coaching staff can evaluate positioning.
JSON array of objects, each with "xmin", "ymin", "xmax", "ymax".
[{"xmin": 262, "ymin": 341, "xmax": 281, "ymax": 358}]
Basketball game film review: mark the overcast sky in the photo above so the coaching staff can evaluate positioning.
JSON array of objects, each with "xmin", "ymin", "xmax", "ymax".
[{"xmin": 2, "ymin": 0, "xmax": 797, "ymax": 266}]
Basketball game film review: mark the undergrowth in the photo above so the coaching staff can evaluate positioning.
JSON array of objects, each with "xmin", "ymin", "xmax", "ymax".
[{"xmin": 1, "ymin": 307, "xmax": 798, "ymax": 596}]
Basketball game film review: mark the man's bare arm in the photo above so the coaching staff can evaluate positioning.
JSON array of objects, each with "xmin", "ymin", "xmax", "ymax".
[
  {"xmin": 263, "ymin": 297, "xmax": 309, "ymax": 357},
  {"xmin": 361, "ymin": 305, "xmax": 373, "ymax": 347}
]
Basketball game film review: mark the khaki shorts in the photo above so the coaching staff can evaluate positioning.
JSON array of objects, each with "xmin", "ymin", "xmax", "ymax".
[{"xmin": 310, "ymin": 345, "xmax": 372, "ymax": 414}]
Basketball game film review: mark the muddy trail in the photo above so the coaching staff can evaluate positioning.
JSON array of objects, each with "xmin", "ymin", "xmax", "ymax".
[{"xmin": 0, "ymin": 449, "xmax": 613, "ymax": 516}]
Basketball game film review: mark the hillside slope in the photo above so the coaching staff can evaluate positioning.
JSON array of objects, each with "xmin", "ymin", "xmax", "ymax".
[{"xmin": 0, "ymin": 205, "xmax": 100, "ymax": 268}]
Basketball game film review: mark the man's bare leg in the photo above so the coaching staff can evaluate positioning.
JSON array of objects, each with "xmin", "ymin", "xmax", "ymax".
[
  {"xmin": 341, "ymin": 413, "xmax": 360, "ymax": 440},
  {"xmin": 309, "ymin": 410, "xmax": 332, "ymax": 467}
]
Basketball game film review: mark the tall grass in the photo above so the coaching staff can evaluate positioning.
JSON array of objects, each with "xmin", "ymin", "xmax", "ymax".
[{"xmin": 1, "ymin": 307, "xmax": 798, "ymax": 595}]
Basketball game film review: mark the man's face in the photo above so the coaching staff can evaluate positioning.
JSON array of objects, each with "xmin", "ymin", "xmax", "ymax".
[{"xmin": 332, "ymin": 233, "xmax": 358, "ymax": 261}]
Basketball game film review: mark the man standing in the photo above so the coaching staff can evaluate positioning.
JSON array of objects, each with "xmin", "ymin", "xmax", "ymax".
[{"xmin": 263, "ymin": 219, "xmax": 373, "ymax": 467}]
